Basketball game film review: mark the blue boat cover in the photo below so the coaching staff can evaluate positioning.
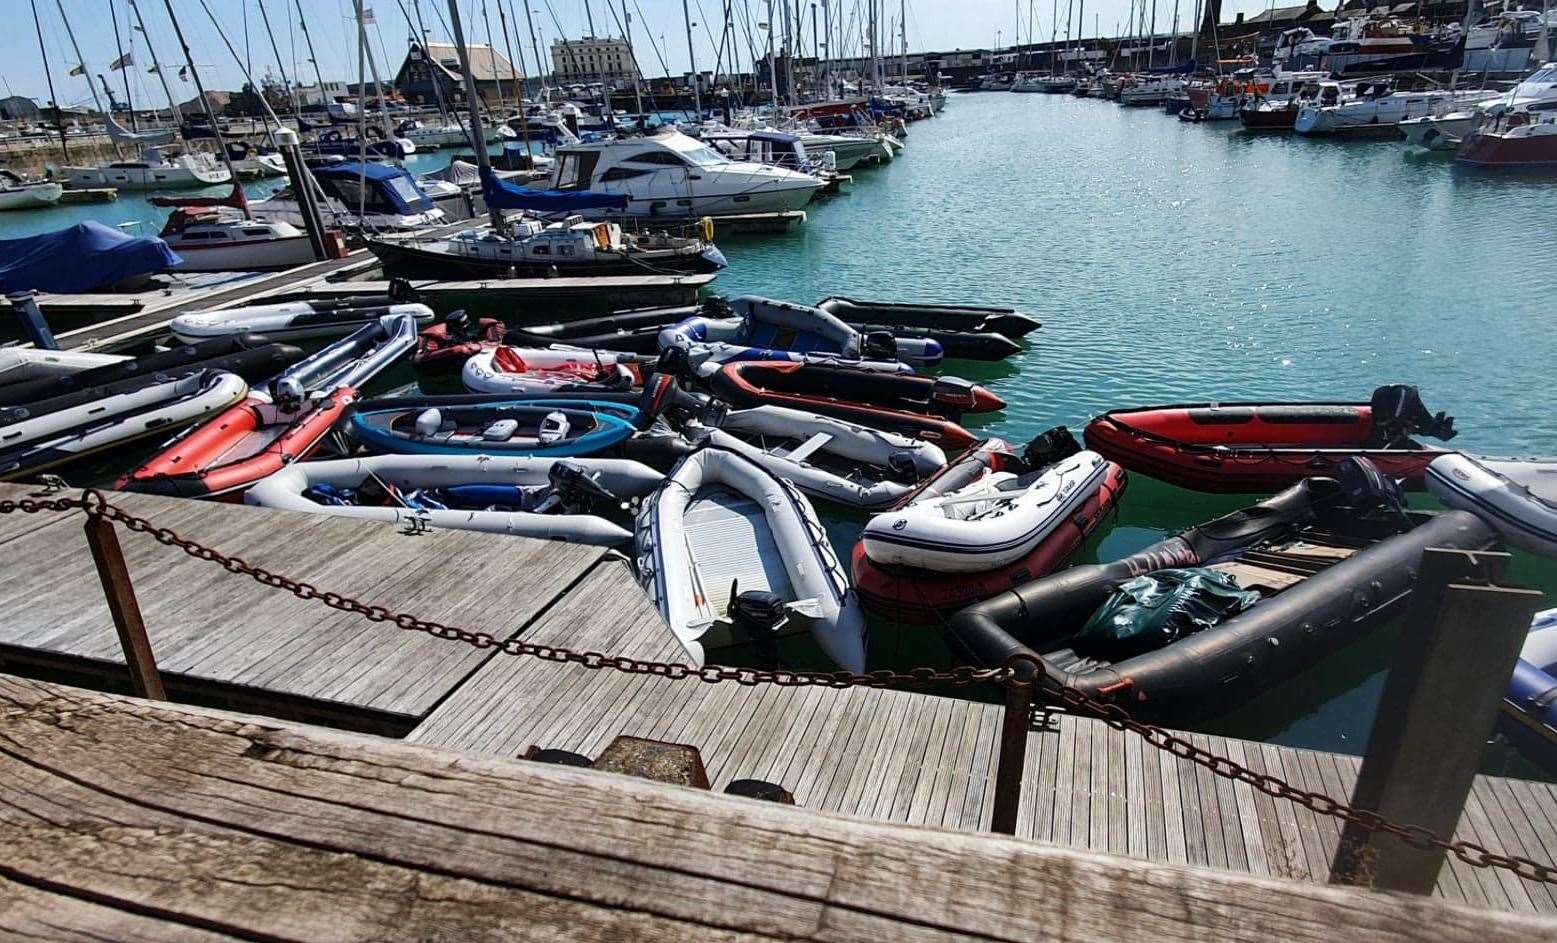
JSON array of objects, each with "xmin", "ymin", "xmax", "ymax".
[
  {"xmin": 480, "ymin": 167, "xmax": 629, "ymax": 212},
  {"xmin": 312, "ymin": 161, "xmax": 434, "ymax": 213},
  {"xmin": 1149, "ymin": 60, "xmax": 1197, "ymax": 75},
  {"xmin": 0, "ymin": 221, "xmax": 181, "ymax": 294}
]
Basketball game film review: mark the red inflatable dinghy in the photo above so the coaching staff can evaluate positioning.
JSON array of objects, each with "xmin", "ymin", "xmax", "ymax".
[
  {"xmin": 412, "ymin": 314, "xmax": 505, "ymax": 372},
  {"xmin": 1083, "ymin": 385, "xmax": 1457, "ymax": 494},
  {"xmin": 852, "ymin": 437, "xmax": 1128, "ymax": 624},
  {"xmin": 707, "ymin": 360, "xmax": 999, "ymax": 449}
]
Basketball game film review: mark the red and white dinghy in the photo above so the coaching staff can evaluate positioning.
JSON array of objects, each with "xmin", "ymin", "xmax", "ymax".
[
  {"xmin": 461, "ymin": 346, "xmax": 648, "ymax": 396},
  {"xmin": 1083, "ymin": 385, "xmax": 1457, "ymax": 493}
]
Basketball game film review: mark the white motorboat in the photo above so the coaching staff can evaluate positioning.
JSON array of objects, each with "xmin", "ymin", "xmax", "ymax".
[
  {"xmin": 0, "ymin": 170, "xmax": 62, "ymax": 210},
  {"xmin": 1272, "ymin": 27, "xmax": 1337, "ymax": 63},
  {"xmin": 1295, "ymin": 83, "xmax": 1502, "ymax": 135},
  {"xmin": 1120, "ymin": 76, "xmax": 1186, "ymax": 106},
  {"xmin": 699, "ymin": 128, "xmax": 833, "ymax": 177},
  {"xmin": 1426, "ymin": 454, "xmax": 1557, "ymax": 558},
  {"xmin": 61, "ymin": 146, "xmax": 232, "ymax": 190},
  {"xmin": 796, "ymin": 131, "xmax": 891, "ymax": 169},
  {"xmin": 635, "ymin": 447, "xmax": 867, "ymax": 671},
  {"xmin": 548, "ymin": 130, "xmax": 824, "ymax": 219},
  {"xmin": 1400, "ymin": 63, "xmax": 1557, "ymax": 150},
  {"xmin": 396, "ymin": 118, "xmax": 473, "ymax": 149},
  {"xmin": 0, "ymin": 348, "xmax": 125, "ymax": 387}
]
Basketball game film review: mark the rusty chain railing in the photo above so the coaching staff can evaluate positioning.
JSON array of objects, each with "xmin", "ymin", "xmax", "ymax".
[{"xmin": 4, "ymin": 486, "xmax": 1555, "ymax": 887}]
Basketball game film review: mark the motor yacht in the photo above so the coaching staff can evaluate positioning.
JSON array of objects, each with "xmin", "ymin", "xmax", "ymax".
[{"xmin": 1294, "ymin": 81, "xmax": 1502, "ymax": 135}]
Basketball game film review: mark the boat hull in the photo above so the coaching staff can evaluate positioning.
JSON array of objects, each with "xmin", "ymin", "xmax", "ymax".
[
  {"xmin": 368, "ymin": 238, "xmax": 725, "ymax": 279},
  {"xmin": 167, "ymin": 235, "xmax": 318, "ymax": 273}
]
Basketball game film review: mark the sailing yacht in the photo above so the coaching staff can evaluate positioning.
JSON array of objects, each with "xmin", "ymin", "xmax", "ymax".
[
  {"xmin": 61, "ymin": 146, "xmax": 232, "ymax": 190},
  {"xmin": 0, "ymin": 170, "xmax": 63, "ymax": 210},
  {"xmin": 547, "ymin": 130, "xmax": 824, "ymax": 219}
]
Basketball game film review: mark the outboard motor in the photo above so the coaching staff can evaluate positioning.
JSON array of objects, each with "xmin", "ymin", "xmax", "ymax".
[
  {"xmin": 860, "ymin": 331, "xmax": 898, "ymax": 362},
  {"xmin": 886, "ymin": 451, "xmax": 920, "ymax": 483},
  {"xmin": 699, "ymin": 295, "xmax": 734, "ymax": 319},
  {"xmin": 547, "ymin": 460, "xmax": 618, "ymax": 510},
  {"xmin": 445, "ymin": 309, "xmax": 476, "ymax": 340},
  {"xmin": 930, "ymin": 376, "xmax": 978, "ymax": 411},
  {"xmin": 1368, "ymin": 384, "xmax": 1456, "ymax": 446},
  {"xmin": 272, "ymin": 376, "xmax": 306, "ymax": 410},
  {"xmin": 728, "ymin": 587, "xmax": 788, "ymax": 666},
  {"xmin": 1333, "ymin": 455, "xmax": 1409, "ymax": 523},
  {"xmin": 656, "ymin": 344, "xmax": 694, "ymax": 382},
  {"xmin": 1020, "ymin": 426, "xmax": 1082, "ymax": 471},
  {"xmin": 388, "ymin": 277, "xmax": 418, "ymax": 303}
]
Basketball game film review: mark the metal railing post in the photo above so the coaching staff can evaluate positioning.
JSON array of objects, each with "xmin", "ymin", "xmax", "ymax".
[
  {"xmin": 990, "ymin": 655, "xmax": 1038, "ymax": 835},
  {"xmin": 1330, "ymin": 547, "xmax": 1541, "ymax": 893},
  {"xmin": 83, "ymin": 514, "xmax": 166, "ymax": 701}
]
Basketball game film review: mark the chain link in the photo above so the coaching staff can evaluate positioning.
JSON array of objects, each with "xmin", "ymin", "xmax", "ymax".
[{"xmin": 7, "ymin": 488, "xmax": 1556, "ymax": 885}]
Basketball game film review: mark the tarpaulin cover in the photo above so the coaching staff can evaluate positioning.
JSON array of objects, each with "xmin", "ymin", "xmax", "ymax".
[
  {"xmin": 1148, "ymin": 59, "xmax": 1198, "ymax": 75},
  {"xmin": 480, "ymin": 167, "xmax": 628, "ymax": 212},
  {"xmin": 1072, "ymin": 567, "xmax": 1260, "ymax": 660},
  {"xmin": 313, "ymin": 161, "xmax": 434, "ymax": 214},
  {"xmin": 0, "ymin": 221, "xmax": 181, "ymax": 294}
]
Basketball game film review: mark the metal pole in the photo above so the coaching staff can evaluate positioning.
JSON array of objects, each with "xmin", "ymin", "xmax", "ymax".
[
  {"xmin": 256, "ymin": 0, "xmax": 305, "ymax": 126},
  {"xmin": 766, "ymin": 0, "xmax": 780, "ymax": 110},
  {"xmin": 683, "ymin": 0, "xmax": 703, "ymax": 117},
  {"xmin": 522, "ymin": 2, "xmax": 547, "ymax": 96},
  {"xmin": 498, "ymin": 0, "xmax": 534, "ymax": 153},
  {"xmin": 277, "ymin": 129, "xmax": 328, "ymax": 260},
  {"xmin": 990, "ymin": 668, "xmax": 1035, "ymax": 835},
  {"xmin": 445, "ymin": 0, "xmax": 505, "ymax": 231},
  {"xmin": 1331, "ymin": 548, "xmax": 1542, "ymax": 894},
  {"xmin": 480, "ymin": 0, "xmax": 509, "ymax": 118},
  {"xmin": 30, "ymin": 0, "xmax": 69, "ymax": 162},
  {"xmin": 110, "ymin": 2, "xmax": 139, "ymax": 131},
  {"xmin": 129, "ymin": 0, "xmax": 180, "ymax": 127},
  {"xmin": 159, "ymin": 0, "xmax": 245, "ymax": 212},
  {"xmin": 83, "ymin": 513, "xmax": 166, "ymax": 702},
  {"xmin": 296, "ymin": 0, "xmax": 329, "ymax": 106},
  {"xmin": 56, "ymin": 0, "xmax": 124, "ymax": 159}
]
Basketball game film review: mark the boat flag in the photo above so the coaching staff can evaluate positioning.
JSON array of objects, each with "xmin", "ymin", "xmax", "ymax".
[
  {"xmin": 110, "ymin": 52, "xmax": 135, "ymax": 71},
  {"xmin": 69, "ymin": 63, "xmax": 86, "ymax": 76},
  {"xmin": 178, "ymin": 65, "xmax": 189, "ymax": 81}
]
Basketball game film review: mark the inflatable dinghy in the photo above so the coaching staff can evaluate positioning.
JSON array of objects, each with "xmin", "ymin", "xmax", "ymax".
[
  {"xmin": 0, "ymin": 348, "xmax": 126, "ymax": 387},
  {"xmin": 688, "ymin": 404, "xmax": 947, "ymax": 509},
  {"xmin": 635, "ymin": 447, "xmax": 866, "ymax": 671},
  {"xmin": 171, "ymin": 282, "xmax": 434, "ymax": 342},
  {"xmin": 462, "ymin": 346, "xmax": 646, "ymax": 396},
  {"xmin": 246, "ymin": 454, "xmax": 663, "ymax": 546},
  {"xmin": 0, "ymin": 370, "xmax": 249, "ymax": 480},
  {"xmin": 0, "ymin": 335, "xmax": 302, "ymax": 408},
  {"xmin": 119, "ymin": 314, "xmax": 417, "ymax": 498},
  {"xmin": 659, "ymin": 296, "xmax": 939, "ymax": 371},
  {"xmin": 707, "ymin": 361, "xmax": 999, "ymax": 448},
  {"xmin": 853, "ymin": 433, "xmax": 1128, "ymax": 623},
  {"xmin": 1426, "ymin": 453, "xmax": 1557, "ymax": 558},
  {"xmin": 413, "ymin": 312, "xmax": 506, "ymax": 372},
  {"xmin": 1502, "ymin": 609, "xmax": 1557, "ymax": 772},
  {"xmin": 1084, "ymin": 385, "xmax": 1458, "ymax": 493},
  {"xmin": 349, "ymin": 399, "xmax": 640, "ymax": 458},
  {"xmin": 815, "ymin": 296, "xmax": 1042, "ymax": 339},
  {"xmin": 945, "ymin": 458, "xmax": 1496, "ymax": 722}
]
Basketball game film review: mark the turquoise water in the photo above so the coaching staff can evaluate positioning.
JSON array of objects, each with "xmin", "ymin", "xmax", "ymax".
[{"xmin": 7, "ymin": 95, "xmax": 1557, "ymax": 773}]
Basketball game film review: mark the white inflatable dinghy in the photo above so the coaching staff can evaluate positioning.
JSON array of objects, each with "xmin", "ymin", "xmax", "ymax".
[
  {"xmin": 635, "ymin": 447, "xmax": 867, "ymax": 671},
  {"xmin": 172, "ymin": 300, "xmax": 434, "ymax": 342},
  {"xmin": 1426, "ymin": 453, "xmax": 1557, "ymax": 557},
  {"xmin": 0, "ymin": 370, "xmax": 249, "ymax": 479},
  {"xmin": 0, "ymin": 348, "xmax": 127, "ymax": 387},
  {"xmin": 861, "ymin": 449, "xmax": 1115, "ymax": 573},
  {"xmin": 246, "ymin": 454, "xmax": 663, "ymax": 545},
  {"xmin": 461, "ymin": 346, "xmax": 642, "ymax": 395},
  {"xmin": 689, "ymin": 404, "xmax": 946, "ymax": 509}
]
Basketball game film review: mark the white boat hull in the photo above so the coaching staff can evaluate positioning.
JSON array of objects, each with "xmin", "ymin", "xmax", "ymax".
[
  {"xmin": 1426, "ymin": 453, "xmax": 1557, "ymax": 558},
  {"xmin": 0, "ymin": 183, "xmax": 63, "ymax": 210},
  {"xmin": 63, "ymin": 163, "xmax": 232, "ymax": 190},
  {"xmin": 168, "ymin": 234, "xmax": 319, "ymax": 273}
]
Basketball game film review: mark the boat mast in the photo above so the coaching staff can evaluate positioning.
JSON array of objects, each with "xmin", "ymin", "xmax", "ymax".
[
  {"xmin": 443, "ymin": 0, "xmax": 504, "ymax": 231},
  {"xmin": 521, "ymin": 2, "xmax": 547, "ymax": 99},
  {"xmin": 682, "ymin": 0, "xmax": 703, "ymax": 117},
  {"xmin": 400, "ymin": 0, "xmax": 452, "ymax": 128},
  {"xmin": 1147, "ymin": 0, "xmax": 1157, "ymax": 68},
  {"xmin": 128, "ymin": 0, "xmax": 179, "ymax": 127},
  {"xmin": 1076, "ymin": 0, "xmax": 1085, "ymax": 69},
  {"xmin": 295, "ymin": 0, "xmax": 328, "ymax": 111},
  {"xmin": 1063, "ymin": 0, "xmax": 1073, "ymax": 72},
  {"xmin": 496, "ymin": 0, "xmax": 534, "ymax": 153},
  {"xmin": 1048, "ymin": 0, "xmax": 1058, "ymax": 75},
  {"xmin": 899, "ymin": 0, "xmax": 907, "ymax": 80},
  {"xmin": 479, "ymin": 0, "xmax": 509, "ymax": 119},
  {"xmin": 55, "ymin": 0, "xmax": 124, "ymax": 158},
  {"xmin": 1168, "ymin": 0, "xmax": 1179, "ymax": 66},
  {"xmin": 255, "ymin": 0, "xmax": 305, "ymax": 126},
  {"xmin": 29, "ymin": 0, "xmax": 69, "ymax": 161},
  {"xmin": 110, "ymin": 2, "xmax": 139, "ymax": 131},
  {"xmin": 158, "ymin": 0, "xmax": 246, "ymax": 215},
  {"xmin": 1189, "ymin": 0, "xmax": 1200, "ymax": 65},
  {"xmin": 351, "ymin": 0, "xmax": 397, "ymax": 147}
]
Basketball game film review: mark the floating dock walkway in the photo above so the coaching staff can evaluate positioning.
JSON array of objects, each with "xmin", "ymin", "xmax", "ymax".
[{"xmin": 0, "ymin": 481, "xmax": 1553, "ymax": 914}]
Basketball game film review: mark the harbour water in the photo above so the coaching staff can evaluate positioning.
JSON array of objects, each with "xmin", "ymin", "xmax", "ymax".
[{"xmin": 5, "ymin": 91, "xmax": 1556, "ymax": 773}]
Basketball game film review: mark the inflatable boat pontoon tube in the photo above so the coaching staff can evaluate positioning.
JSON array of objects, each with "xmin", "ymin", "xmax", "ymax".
[
  {"xmin": 1502, "ymin": 609, "xmax": 1557, "ymax": 773},
  {"xmin": 172, "ymin": 299, "xmax": 435, "ymax": 343},
  {"xmin": 945, "ymin": 476, "xmax": 1495, "ymax": 722},
  {"xmin": 1426, "ymin": 453, "xmax": 1557, "ymax": 558},
  {"xmin": 0, "ymin": 335, "xmax": 302, "ymax": 408},
  {"xmin": 815, "ymin": 296, "xmax": 1042, "ymax": 338},
  {"xmin": 349, "ymin": 399, "xmax": 641, "ymax": 458},
  {"xmin": 635, "ymin": 447, "xmax": 867, "ymax": 672},
  {"xmin": 246, "ymin": 454, "xmax": 663, "ymax": 545},
  {"xmin": 659, "ymin": 296, "xmax": 941, "ymax": 371},
  {"xmin": 461, "ymin": 346, "xmax": 645, "ymax": 396}
]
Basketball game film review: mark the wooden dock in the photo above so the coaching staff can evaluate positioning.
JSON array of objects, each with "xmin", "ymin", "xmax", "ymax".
[{"xmin": 1, "ymin": 481, "xmax": 1555, "ymax": 915}]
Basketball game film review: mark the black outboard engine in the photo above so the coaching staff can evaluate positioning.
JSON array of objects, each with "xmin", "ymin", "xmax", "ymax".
[
  {"xmin": 860, "ymin": 331, "xmax": 898, "ymax": 362},
  {"xmin": 699, "ymin": 295, "xmax": 734, "ymax": 319},
  {"xmin": 886, "ymin": 451, "xmax": 920, "ymax": 483},
  {"xmin": 1317, "ymin": 456, "xmax": 1409, "ymax": 532},
  {"xmin": 1368, "ymin": 384, "xmax": 1456, "ymax": 446},
  {"xmin": 656, "ymin": 345, "xmax": 694, "ymax": 382},
  {"xmin": 387, "ymin": 277, "xmax": 418, "ymax": 303},
  {"xmin": 1020, "ymin": 425, "xmax": 1082, "ymax": 471},
  {"xmin": 547, "ymin": 461, "xmax": 617, "ymax": 510},
  {"xmin": 930, "ymin": 376, "xmax": 978, "ymax": 411},
  {"xmin": 445, "ymin": 308, "xmax": 477, "ymax": 340},
  {"xmin": 728, "ymin": 588, "xmax": 788, "ymax": 666}
]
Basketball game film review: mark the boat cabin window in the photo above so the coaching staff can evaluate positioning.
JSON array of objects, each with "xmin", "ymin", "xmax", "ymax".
[
  {"xmin": 242, "ymin": 227, "xmax": 272, "ymax": 237},
  {"xmin": 624, "ymin": 151, "xmax": 687, "ymax": 166},
  {"xmin": 553, "ymin": 151, "xmax": 600, "ymax": 190},
  {"xmin": 599, "ymin": 167, "xmax": 650, "ymax": 182},
  {"xmin": 678, "ymin": 144, "xmax": 729, "ymax": 168}
]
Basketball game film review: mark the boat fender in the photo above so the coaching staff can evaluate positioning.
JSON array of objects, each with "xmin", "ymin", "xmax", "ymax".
[
  {"xmin": 700, "ymin": 216, "xmax": 715, "ymax": 244},
  {"xmin": 538, "ymin": 411, "xmax": 570, "ymax": 444},
  {"xmin": 482, "ymin": 418, "xmax": 520, "ymax": 442},
  {"xmin": 414, "ymin": 408, "xmax": 443, "ymax": 439}
]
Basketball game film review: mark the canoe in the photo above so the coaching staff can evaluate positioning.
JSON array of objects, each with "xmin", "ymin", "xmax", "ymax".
[
  {"xmin": 945, "ymin": 460, "xmax": 1496, "ymax": 722},
  {"xmin": 815, "ymin": 296, "xmax": 1042, "ymax": 338},
  {"xmin": 635, "ymin": 447, "xmax": 867, "ymax": 671},
  {"xmin": 706, "ymin": 361, "xmax": 999, "ymax": 448},
  {"xmin": 0, "ymin": 335, "xmax": 302, "ymax": 408},
  {"xmin": 1503, "ymin": 609, "xmax": 1557, "ymax": 772},
  {"xmin": 461, "ymin": 346, "xmax": 646, "ymax": 396},
  {"xmin": 852, "ymin": 437, "xmax": 1128, "ymax": 623},
  {"xmin": 1426, "ymin": 453, "xmax": 1557, "ymax": 557},
  {"xmin": 245, "ymin": 453, "xmax": 663, "ymax": 546},
  {"xmin": 659, "ymin": 295, "xmax": 941, "ymax": 372},
  {"xmin": 349, "ymin": 399, "xmax": 640, "ymax": 458},
  {"xmin": 118, "ymin": 315, "xmax": 417, "ymax": 498},
  {"xmin": 1084, "ymin": 385, "xmax": 1458, "ymax": 493},
  {"xmin": 172, "ymin": 297, "xmax": 435, "ymax": 342},
  {"xmin": 413, "ymin": 314, "xmax": 506, "ymax": 372},
  {"xmin": 690, "ymin": 404, "xmax": 947, "ymax": 509},
  {"xmin": 0, "ymin": 370, "xmax": 249, "ymax": 480}
]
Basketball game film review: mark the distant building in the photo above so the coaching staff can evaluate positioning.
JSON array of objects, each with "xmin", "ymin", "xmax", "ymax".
[
  {"xmin": 393, "ymin": 41, "xmax": 523, "ymax": 107},
  {"xmin": 295, "ymin": 81, "xmax": 350, "ymax": 108},
  {"xmin": 177, "ymin": 90, "xmax": 233, "ymax": 117},
  {"xmin": 0, "ymin": 96, "xmax": 40, "ymax": 120},
  {"xmin": 551, "ymin": 36, "xmax": 638, "ymax": 86}
]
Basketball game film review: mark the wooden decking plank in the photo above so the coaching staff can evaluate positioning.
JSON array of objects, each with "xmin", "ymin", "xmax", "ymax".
[
  {"xmin": 1189, "ymin": 734, "xmax": 1232, "ymax": 871},
  {"xmin": 1221, "ymin": 738, "xmax": 1270, "ymax": 877},
  {"xmin": 1107, "ymin": 723, "xmax": 1129, "ymax": 857},
  {"xmin": 905, "ymin": 697, "xmax": 958, "ymax": 826},
  {"xmin": 849, "ymin": 691, "xmax": 918, "ymax": 820},
  {"xmin": 932, "ymin": 702, "xmax": 983, "ymax": 829},
  {"xmin": 743, "ymin": 685, "xmax": 830, "ymax": 793},
  {"xmin": 872, "ymin": 692, "xmax": 939, "ymax": 821},
  {"xmin": 1013, "ymin": 706, "xmax": 1045, "ymax": 840},
  {"xmin": 1125, "ymin": 722, "xmax": 1148, "ymax": 860},
  {"xmin": 1206, "ymin": 735, "xmax": 1250, "ymax": 875},
  {"xmin": 1050, "ymin": 714, "xmax": 1078, "ymax": 848},
  {"xmin": 1477, "ymin": 777, "xmax": 1556, "ymax": 912},
  {"xmin": 1243, "ymin": 743, "xmax": 1301, "ymax": 881},
  {"xmin": 1028, "ymin": 711, "xmax": 1061, "ymax": 844},
  {"xmin": 1177, "ymin": 737, "xmax": 1209, "ymax": 868},
  {"xmin": 707, "ymin": 683, "xmax": 795, "ymax": 788},
  {"xmin": 1087, "ymin": 719, "xmax": 1111, "ymax": 853},
  {"xmin": 959, "ymin": 705, "xmax": 1001, "ymax": 831},
  {"xmin": 1499, "ymin": 777, "xmax": 1557, "ymax": 910},
  {"xmin": 1068, "ymin": 714, "xmax": 1093, "ymax": 850},
  {"xmin": 812, "ymin": 687, "xmax": 889, "ymax": 814},
  {"xmin": 1458, "ymin": 782, "xmax": 1530, "ymax": 912}
]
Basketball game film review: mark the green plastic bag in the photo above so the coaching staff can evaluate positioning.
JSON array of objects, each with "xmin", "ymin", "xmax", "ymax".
[{"xmin": 1073, "ymin": 568, "xmax": 1261, "ymax": 661}]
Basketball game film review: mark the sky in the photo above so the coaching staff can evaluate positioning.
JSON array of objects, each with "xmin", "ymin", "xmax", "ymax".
[{"xmin": 2, "ymin": 0, "xmax": 1284, "ymax": 107}]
